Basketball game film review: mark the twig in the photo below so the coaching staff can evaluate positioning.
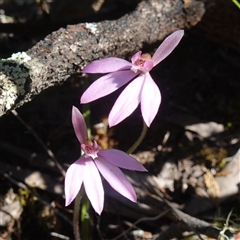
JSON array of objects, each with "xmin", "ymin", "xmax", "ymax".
[
  {"xmin": 0, "ymin": 140, "xmax": 59, "ymax": 173},
  {"xmin": 50, "ymin": 232, "xmax": 70, "ymax": 240},
  {"xmin": 1, "ymin": 171, "xmax": 28, "ymax": 189},
  {"xmin": 11, "ymin": 109, "xmax": 66, "ymax": 177},
  {"xmin": 73, "ymin": 188, "xmax": 84, "ymax": 240},
  {"xmin": 127, "ymin": 121, "xmax": 148, "ymax": 154},
  {"xmin": 110, "ymin": 209, "xmax": 170, "ymax": 240},
  {"xmin": 143, "ymin": 193, "xmax": 223, "ymax": 239},
  {"xmin": 33, "ymin": 190, "xmax": 73, "ymax": 226},
  {"xmin": 1, "ymin": 169, "xmax": 72, "ymax": 226}
]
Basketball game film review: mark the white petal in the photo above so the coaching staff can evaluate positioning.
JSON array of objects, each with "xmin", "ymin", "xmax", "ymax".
[
  {"xmin": 141, "ymin": 73, "xmax": 161, "ymax": 127},
  {"xmin": 95, "ymin": 157, "xmax": 137, "ymax": 202},
  {"xmin": 83, "ymin": 159, "xmax": 104, "ymax": 215},
  {"xmin": 64, "ymin": 157, "xmax": 85, "ymax": 206},
  {"xmin": 81, "ymin": 70, "xmax": 137, "ymax": 103},
  {"xmin": 108, "ymin": 75, "xmax": 145, "ymax": 127},
  {"xmin": 98, "ymin": 149, "xmax": 147, "ymax": 171},
  {"xmin": 82, "ymin": 57, "xmax": 132, "ymax": 73},
  {"xmin": 152, "ymin": 30, "xmax": 184, "ymax": 66},
  {"xmin": 72, "ymin": 106, "xmax": 88, "ymax": 143}
]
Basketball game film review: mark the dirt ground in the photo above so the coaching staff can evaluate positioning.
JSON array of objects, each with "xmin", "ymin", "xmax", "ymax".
[{"xmin": 0, "ymin": 0, "xmax": 240, "ymax": 239}]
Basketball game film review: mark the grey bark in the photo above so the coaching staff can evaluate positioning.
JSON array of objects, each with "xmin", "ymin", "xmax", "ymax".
[{"xmin": 0, "ymin": 0, "xmax": 205, "ymax": 117}]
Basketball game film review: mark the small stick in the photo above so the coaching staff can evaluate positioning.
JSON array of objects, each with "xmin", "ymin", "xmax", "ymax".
[{"xmin": 11, "ymin": 109, "xmax": 65, "ymax": 177}]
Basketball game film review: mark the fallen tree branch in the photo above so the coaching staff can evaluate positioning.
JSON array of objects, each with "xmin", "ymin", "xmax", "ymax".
[{"xmin": 0, "ymin": 0, "xmax": 205, "ymax": 117}]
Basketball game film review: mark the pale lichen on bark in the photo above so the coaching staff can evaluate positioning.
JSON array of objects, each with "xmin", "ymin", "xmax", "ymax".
[{"xmin": 0, "ymin": 52, "xmax": 31, "ymax": 112}]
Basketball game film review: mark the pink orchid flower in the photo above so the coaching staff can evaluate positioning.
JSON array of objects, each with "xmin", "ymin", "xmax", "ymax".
[
  {"xmin": 64, "ymin": 106, "xmax": 147, "ymax": 215},
  {"xmin": 81, "ymin": 30, "xmax": 184, "ymax": 127}
]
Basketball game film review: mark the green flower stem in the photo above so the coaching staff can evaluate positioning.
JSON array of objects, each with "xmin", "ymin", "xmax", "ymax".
[
  {"xmin": 127, "ymin": 121, "xmax": 148, "ymax": 154},
  {"xmin": 80, "ymin": 195, "xmax": 90, "ymax": 240},
  {"xmin": 73, "ymin": 187, "xmax": 90, "ymax": 240},
  {"xmin": 82, "ymin": 107, "xmax": 91, "ymax": 137},
  {"xmin": 73, "ymin": 187, "xmax": 84, "ymax": 240},
  {"xmin": 232, "ymin": 0, "xmax": 240, "ymax": 9}
]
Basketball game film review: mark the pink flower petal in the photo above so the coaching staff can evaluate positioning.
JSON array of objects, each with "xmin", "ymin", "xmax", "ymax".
[
  {"xmin": 141, "ymin": 73, "xmax": 161, "ymax": 127},
  {"xmin": 82, "ymin": 57, "xmax": 132, "ymax": 73},
  {"xmin": 98, "ymin": 149, "xmax": 147, "ymax": 171},
  {"xmin": 83, "ymin": 159, "xmax": 104, "ymax": 215},
  {"xmin": 95, "ymin": 157, "xmax": 137, "ymax": 202},
  {"xmin": 80, "ymin": 70, "xmax": 137, "ymax": 103},
  {"xmin": 72, "ymin": 106, "xmax": 88, "ymax": 144},
  {"xmin": 152, "ymin": 30, "xmax": 184, "ymax": 66},
  {"xmin": 108, "ymin": 75, "xmax": 145, "ymax": 127},
  {"xmin": 64, "ymin": 157, "xmax": 85, "ymax": 206}
]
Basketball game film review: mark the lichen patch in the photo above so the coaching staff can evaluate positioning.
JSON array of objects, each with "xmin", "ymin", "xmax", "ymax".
[
  {"xmin": 0, "ymin": 52, "xmax": 31, "ymax": 111},
  {"xmin": 85, "ymin": 23, "xmax": 98, "ymax": 34}
]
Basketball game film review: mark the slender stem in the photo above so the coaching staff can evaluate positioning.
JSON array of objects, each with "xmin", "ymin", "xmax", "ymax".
[
  {"xmin": 112, "ymin": 209, "xmax": 170, "ymax": 240},
  {"xmin": 11, "ymin": 109, "xmax": 66, "ymax": 177},
  {"xmin": 73, "ymin": 187, "xmax": 84, "ymax": 240},
  {"xmin": 232, "ymin": 0, "xmax": 240, "ymax": 9},
  {"xmin": 127, "ymin": 120, "xmax": 148, "ymax": 154},
  {"xmin": 80, "ymin": 195, "xmax": 90, "ymax": 240}
]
